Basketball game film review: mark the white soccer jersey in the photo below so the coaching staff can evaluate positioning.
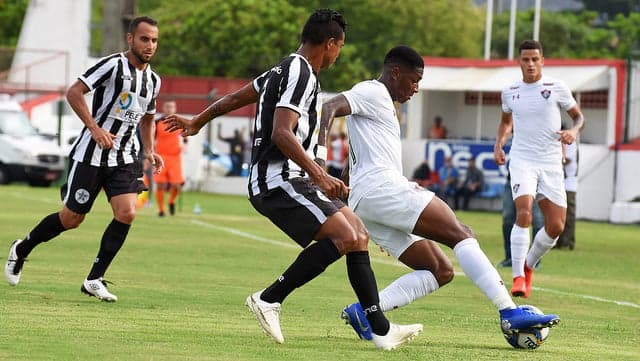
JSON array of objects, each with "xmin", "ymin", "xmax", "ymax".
[
  {"xmin": 501, "ymin": 76, "xmax": 576, "ymax": 169},
  {"xmin": 342, "ymin": 80, "xmax": 405, "ymax": 208}
]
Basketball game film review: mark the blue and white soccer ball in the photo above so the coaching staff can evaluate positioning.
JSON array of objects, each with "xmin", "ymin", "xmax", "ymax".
[{"xmin": 503, "ymin": 305, "xmax": 550, "ymax": 350}]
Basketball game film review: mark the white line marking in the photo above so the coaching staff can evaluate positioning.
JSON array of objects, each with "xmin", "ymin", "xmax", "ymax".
[
  {"xmin": 192, "ymin": 219, "xmax": 640, "ymax": 309},
  {"xmin": 10, "ymin": 192, "xmax": 59, "ymax": 204},
  {"xmin": 533, "ymin": 287, "xmax": 640, "ymax": 308}
]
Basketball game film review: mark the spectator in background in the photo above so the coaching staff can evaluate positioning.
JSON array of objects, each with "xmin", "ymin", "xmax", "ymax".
[
  {"xmin": 411, "ymin": 159, "xmax": 433, "ymax": 188},
  {"xmin": 454, "ymin": 157, "xmax": 484, "ymax": 210},
  {"xmin": 428, "ymin": 115, "xmax": 447, "ymax": 139},
  {"xmin": 154, "ymin": 100, "xmax": 185, "ymax": 217},
  {"xmin": 497, "ymin": 171, "xmax": 544, "ymax": 268},
  {"xmin": 243, "ymin": 129, "xmax": 253, "ymax": 175},
  {"xmin": 556, "ymin": 141, "xmax": 578, "ymax": 250},
  {"xmin": 218, "ymin": 123, "xmax": 245, "ymax": 176},
  {"xmin": 326, "ymin": 132, "xmax": 348, "ymax": 178},
  {"xmin": 434, "ymin": 156, "xmax": 459, "ymax": 203}
]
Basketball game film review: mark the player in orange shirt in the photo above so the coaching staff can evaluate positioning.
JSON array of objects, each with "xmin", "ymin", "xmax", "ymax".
[{"xmin": 154, "ymin": 100, "xmax": 185, "ymax": 216}]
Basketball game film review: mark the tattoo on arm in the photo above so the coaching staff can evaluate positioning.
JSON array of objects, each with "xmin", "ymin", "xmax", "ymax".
[{"xmin": 210, "ymin": 102, "xmax": 223, "ymax": 118}]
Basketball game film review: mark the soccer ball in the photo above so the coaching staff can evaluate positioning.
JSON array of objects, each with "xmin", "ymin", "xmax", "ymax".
[{"xmin": 503, "ymin": 305, "xmax": 550, "ymax": 350}]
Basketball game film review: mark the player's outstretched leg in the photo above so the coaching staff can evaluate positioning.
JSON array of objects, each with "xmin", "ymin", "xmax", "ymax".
[{"xmin": 246, "ymin": 289, "xmax": 284, "ymax": 344}]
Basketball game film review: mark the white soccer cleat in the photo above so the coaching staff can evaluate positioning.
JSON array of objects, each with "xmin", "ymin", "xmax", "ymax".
[
  {"xmin": 245, "ymin": 289, "xmax": 284, "ymax": 344},
  {"xmin": 371, "ymin": 322, "xmax": 423, "ymax": 350},
  {"xmin": 5, "ymin": 239, "xmax": 25, "ymax": 286},
  {"xmin": 81, "ymin": 278, "xmax": 118, "ymax": 302}
]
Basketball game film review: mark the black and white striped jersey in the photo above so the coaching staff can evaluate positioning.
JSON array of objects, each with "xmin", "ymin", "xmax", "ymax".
[
  {"xmin": 69, "ymin": 52, "xmax": 161, "ymax": 167},
  {"xmin": 248, "ymin": 53, "xmax": 320, "ymax": 197}
]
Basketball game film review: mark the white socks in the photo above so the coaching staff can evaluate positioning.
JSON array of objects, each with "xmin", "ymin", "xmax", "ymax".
[
  {"xmin": 379, "ymin": 270, "xmax": 439, "ymax": 312},
  {"xmin": 454, "ymin": 238, "xmax": 516, "ymax": 311},
  {"xmin": 526, "ymin": 228, "xmax": 557, "ymax": 269},
  {"xmin": 510, "ymin": 225, "xmax": 530, "ymax": 278}
]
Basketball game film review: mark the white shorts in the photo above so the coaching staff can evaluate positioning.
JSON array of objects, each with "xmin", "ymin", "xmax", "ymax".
[
  {"xmin": 353, "ymin": 180, "xmax": 435, "ymax": 259},
  {"xmin": 509, "ymin": 162, "xmax": 567, "ymax": 208}
]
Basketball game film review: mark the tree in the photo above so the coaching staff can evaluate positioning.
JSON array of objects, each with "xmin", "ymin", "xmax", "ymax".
[
  {"xmin": 144, "ymin": 0, "xmax": 486, "ymax": 91},
  {"xmin": 491, "ymin": 9, "xmax": 617, "ymax": 59},
  {"xmin": 147, "ymin": 0, "xmax": 305, "ymax": 78},
  {"xmin": 608, "ymin": 12, "xmax": 640, "ymax": 58},
  {"xmin": 0, "ymin": 0, "xmax": 29, "ymax": 72},
  {"xmin": 0, "ymin": 0, "xmax": 28, "ymax": 47},
  {"xmin": 580, "ymin": 0, "xmax": 640, "ymax": 18}
]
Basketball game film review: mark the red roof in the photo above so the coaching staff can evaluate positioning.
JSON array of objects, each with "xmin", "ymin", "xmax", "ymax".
[{"xmin": 159, "ymin": 75, "xmax": 254, "ymax": 118}]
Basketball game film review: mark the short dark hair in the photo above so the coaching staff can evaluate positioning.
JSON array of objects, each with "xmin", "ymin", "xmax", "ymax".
[
  {"xmin": 519, "ymin": 40, "xmax": 543, "ymax": 54},
  {"xmin": 384, "ymin": 45, "xmax": 424, "ymax": 69},
  {"xmin": 301, "ymin": 9, "xmax": 346, "ymax": 45},
  {"xmin": 128, "ymin": 16, "xmax": 158, "ymax": 34}
]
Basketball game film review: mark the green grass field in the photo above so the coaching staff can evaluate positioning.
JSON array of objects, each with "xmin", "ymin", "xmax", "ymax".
[{"xmin": 0, "ymin": 184, "xmax": 638, "ymax": 360}]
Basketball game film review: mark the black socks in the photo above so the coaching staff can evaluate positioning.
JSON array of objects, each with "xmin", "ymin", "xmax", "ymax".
[
  {"xmin": 87, "ymin": 219, "xmax": 130, "ymax": 280},
  {"xmin": 346, "ymin": 251, "xmax": 390, "ymax": 336},
  {"xmin": 17, "ymin": 212, "xmax": 66, "ymax": 258},
  {"xmin": 261, "ymin": 239, "xmax": 340, "ymax": 304}
]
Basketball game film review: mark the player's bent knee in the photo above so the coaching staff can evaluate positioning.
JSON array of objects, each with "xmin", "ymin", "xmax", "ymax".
[
  {"xmin": 59, "ymin": 210, "xmax": 84, "ymax": 229},
  {"xmin": 434, "ymin": 264, "xmax": 455, "ymax": 286},
  {"xmin": 115, "ymin": 209, "xmax": 137, "ymax": 224},
  {"xmin": 546, "ymin": 222, "xmax": 565, "ymax": 239},
  {"xmin": 458, "ymin": 222, "xmax": 475, "ymax": 238},
  {"xmin": 337, "ymin": 234, "xmax": 368, "ymax": 253},
  {"xmin": 515, "ymin": 211, "xmax": 533, "ymax": 226}
]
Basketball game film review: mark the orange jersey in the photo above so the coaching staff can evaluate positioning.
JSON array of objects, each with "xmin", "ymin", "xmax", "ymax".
[
  {"xmin": 153, "ymin": 154, "xmax": 184, "ymax": 185},
  {"xmin": 155, "ymin": 120, "xmax": 182, "ymax": 156}
]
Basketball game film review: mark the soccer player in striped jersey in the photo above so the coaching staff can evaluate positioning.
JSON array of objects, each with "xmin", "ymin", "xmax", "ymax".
[
  {"xmin": 5, "ymin": 16, "xmax": 163, "ymax": 302},
  {"xmin": 494, "ymin": 40, "xmax": 584, "ymax": 298},
  {"xmin": 318, "ymin": 45, "xmax": 561, "ymax": 341},
  {"xmin": 164, "ymin": 9, "xmax": 421, "ymax": 350}
]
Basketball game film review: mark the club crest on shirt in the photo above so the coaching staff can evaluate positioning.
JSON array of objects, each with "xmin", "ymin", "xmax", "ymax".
[{"xmin": 541, "ymin": 89, "xmax": 551, "ymax": 99}]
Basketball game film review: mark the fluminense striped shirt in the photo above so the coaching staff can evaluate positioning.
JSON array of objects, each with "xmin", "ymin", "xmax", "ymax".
[
  {"xmin": 69, "ymin": 52, "xmax": 161, "ymax": 167},
  {"xmin": 248, "ymin": 53, "xmax": 319, "ymax": 197}
]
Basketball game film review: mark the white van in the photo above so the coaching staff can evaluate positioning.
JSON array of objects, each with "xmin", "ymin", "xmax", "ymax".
[{"xmin": 0, "ymin": 94, "xmax": 65, "ymax": 187}]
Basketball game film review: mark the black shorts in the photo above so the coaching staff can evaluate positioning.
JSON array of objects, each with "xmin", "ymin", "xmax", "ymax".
[
  {"xmin": 60, "ymin": 159, "xmax": 146, "ymax": 214},
  {"xmin": 249, "ymin": 177, "xmax": 345, "ymax": 248}
]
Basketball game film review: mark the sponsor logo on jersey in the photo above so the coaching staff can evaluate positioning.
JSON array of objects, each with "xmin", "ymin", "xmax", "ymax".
[
  {"xmin": 123, "ymin": 109, "xmax": 143, "ymax": 124},
  {"xmin": 121, "ymin": 74, "xmax": 132, "ymax": 80},
  {"xmin": 118, "ymin": 92, "xmax": 133, "ymax": 109},
  {"xmin": 512, "ymin": 184, "xmax": 520, "ymax": 194}
]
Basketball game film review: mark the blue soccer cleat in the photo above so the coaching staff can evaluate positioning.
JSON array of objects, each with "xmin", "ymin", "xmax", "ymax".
[
  {"xmin": 341, "ymin": 302, "xmax": 372, "ymax": 341},
  {"xmin": 499, "ymin": 306, "xmax": 560, "ymax": 334}
]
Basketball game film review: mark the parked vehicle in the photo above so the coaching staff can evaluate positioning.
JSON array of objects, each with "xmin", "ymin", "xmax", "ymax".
[{"xmin": 0, "ymin": 94, "xmax": 65, "ymax": 187}]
